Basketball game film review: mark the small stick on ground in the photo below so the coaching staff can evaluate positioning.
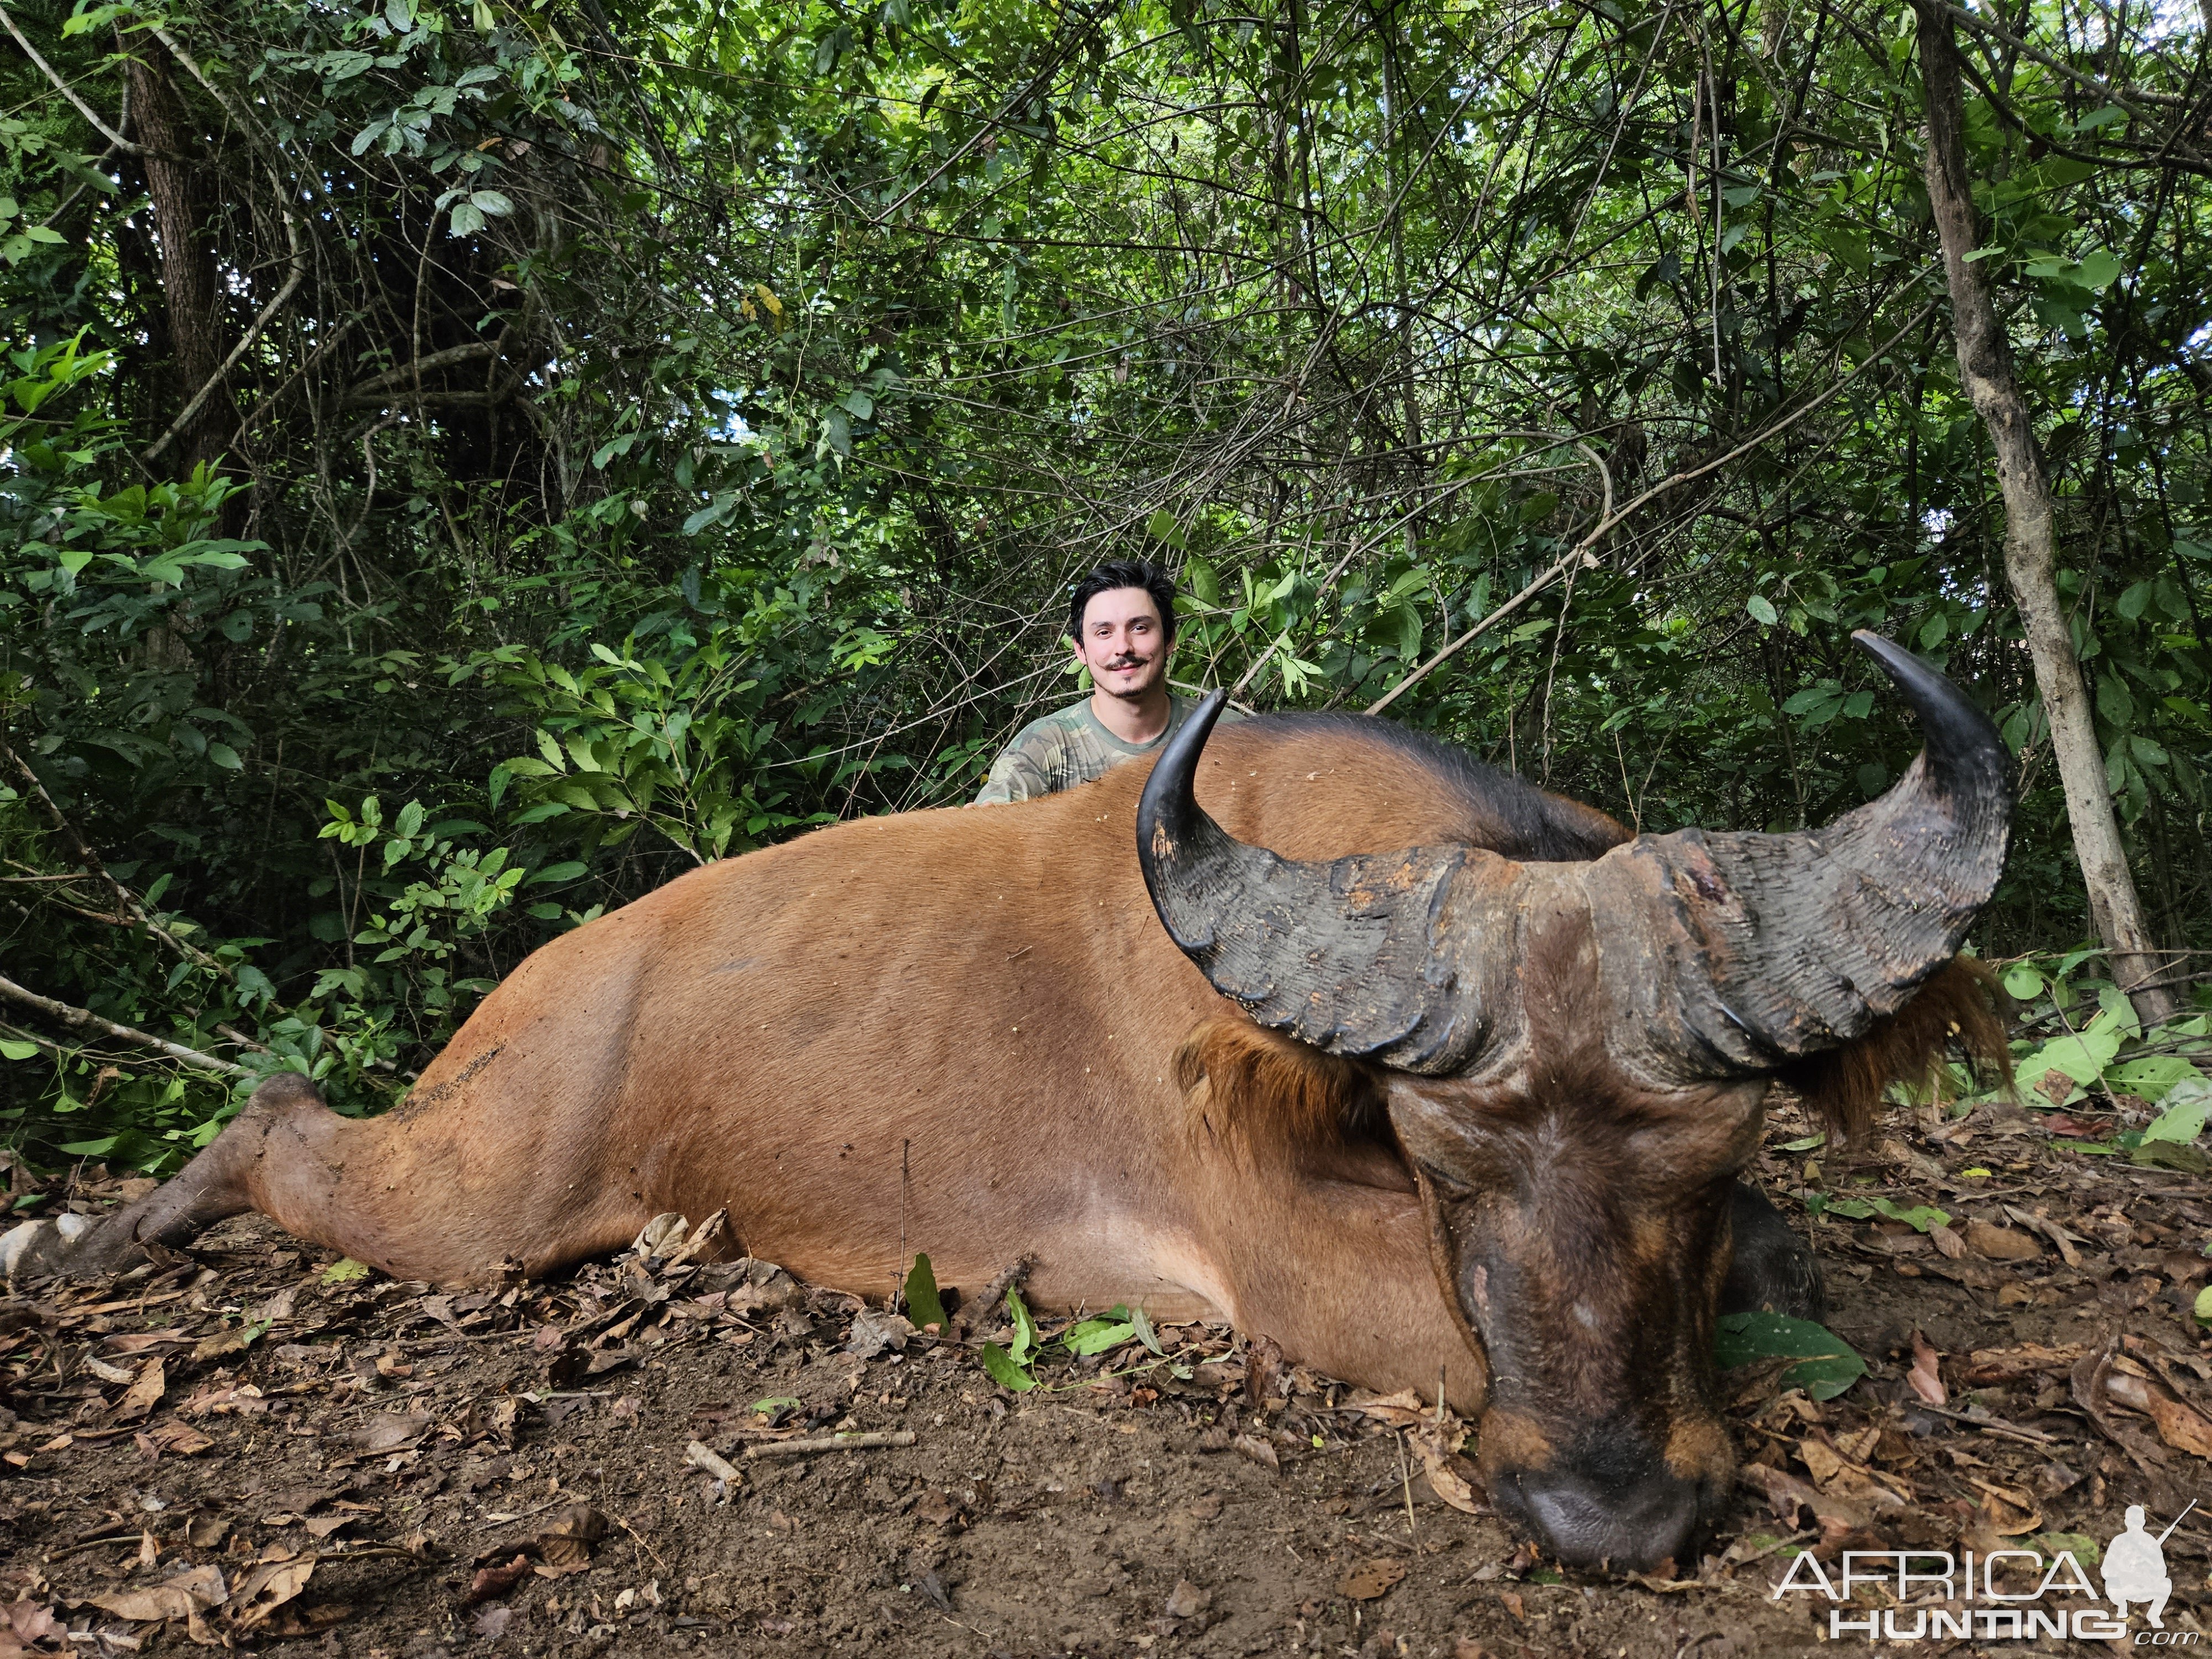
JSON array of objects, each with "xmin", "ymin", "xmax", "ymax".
[
  {"xmin": 746, "ymin": 1431, "xmax": 917, "ymax": 1458},
  {"xmin": 684, "ymin": 1439, "xmax": 743, "ymax": 1484},
  {"xmin": 1398, "ymin": 1431, "xmax": 1421, "ymax": 1552}
]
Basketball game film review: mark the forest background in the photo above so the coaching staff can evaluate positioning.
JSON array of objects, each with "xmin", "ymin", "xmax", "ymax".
[{"xmin": 1, "ymin": 0, "xmax": 2208, "ymax": 1175}]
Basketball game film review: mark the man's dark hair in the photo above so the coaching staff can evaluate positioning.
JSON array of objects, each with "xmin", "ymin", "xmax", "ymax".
[{"xmin": 1068, "ymin": 559, "xmax": 1178, "ymax": 645}]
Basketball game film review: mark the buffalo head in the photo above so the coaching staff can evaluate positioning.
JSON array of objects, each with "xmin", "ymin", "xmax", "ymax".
[{"xmin": 1135, "ymin": 632, "xmax": 2012, "ymax": 1573}]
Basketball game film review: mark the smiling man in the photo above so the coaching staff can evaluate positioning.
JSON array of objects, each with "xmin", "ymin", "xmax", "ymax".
[{"xmin": 973, "ymin": 559, "xmax": 1237, "ymax": 806}]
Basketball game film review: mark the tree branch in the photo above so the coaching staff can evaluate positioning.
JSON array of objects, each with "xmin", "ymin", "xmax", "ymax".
[
  {"xmin": 0, "ymin": 737, "xmax": 226, "ymax": 976},
  {"xmin": 0, "ymin": 1, "xmax": 138, "ymax": 153},
  {"xmin": 143, "ymin": 204, "xmax": 306, "ymax": 465},
  {"xmin": 0, "ymin": 973, "xmax": 248, "ymax": 1077}
]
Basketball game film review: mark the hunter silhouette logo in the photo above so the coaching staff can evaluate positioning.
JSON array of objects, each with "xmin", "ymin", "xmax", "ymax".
[
  {"xmin": 2106, "ymin": 1501, "xmax": 2193, "ymax": 1629},
  {"xmin": 1772, "ymin": 1498, "xmax": 2200, "ymax": 1642}
]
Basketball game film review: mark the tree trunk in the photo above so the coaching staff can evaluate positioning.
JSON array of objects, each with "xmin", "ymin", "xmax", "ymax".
[
  {"xmin": 1913, "ymin": 0, "xmax": 2177, "ymax": 1023},
  {"xmin": 122, "ymin": 28, "xmax": 231, "ymax": 474}
]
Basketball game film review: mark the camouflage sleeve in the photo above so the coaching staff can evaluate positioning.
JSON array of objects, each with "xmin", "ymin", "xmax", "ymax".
[{"xmin": 971, "ymin": 723, "xmax": 1057, "ymax": 806}]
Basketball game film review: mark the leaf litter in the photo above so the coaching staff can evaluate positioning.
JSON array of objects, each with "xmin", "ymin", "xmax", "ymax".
[{"xmin": 1, "ymin": 1084, "xmax": 2210, "ymax": 1653}]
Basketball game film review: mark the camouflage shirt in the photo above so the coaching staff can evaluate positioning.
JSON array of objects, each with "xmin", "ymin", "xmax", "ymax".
[{"xmin": 972, "ymin": 693, "xmax": 1241, "ymax": 805}]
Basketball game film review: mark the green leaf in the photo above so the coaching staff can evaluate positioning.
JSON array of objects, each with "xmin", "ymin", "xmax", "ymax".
[
  {"xmin": 1006, "ymin": 1286, "xmax": 1040, "ymax": 1366},
  {"xmin": 1870, "ymin": 1197, "xmax": 1950, "ymax": 1232},
  {"xmin": 979, "ymin": 1342, "xmax": 1036, "ymax": 1391},
  {"xmin": 320, "ymin": 1257, "xmax": 372, "ymax": 1285},
  {"xmin": 1144, "ymin": 508, "xmax": 1184, "ymax": 547},
  {"xmin": 2074, "ymin": 249, "xmax": 2124, "ymax": 291},
  {"xmin": 2013, "ymin": 1025, "xmax": 2124, "ymax": 1101},
  {"xmin": 0, "ymin": 1038, "xmax": 41, "ymax": 1060},
  {"xmin": 525, "ymin": 861, "xmax": 588, "ymax": 886},
  {"xmin": 2141, "ymin": 1081, "xmax": 2212, "ymax": 1144},
  {"xmin": 2196, "ymin": 1285, "xmax": 2212, "ymax": 1328},
  {"xmin": 1713, "ymin": 1311, "xmax": 1867, "ymax": 1400},
  {"xmin": 904, "ymin": 1253, "xmax": 947, "ymax": 1329},
  {"xmin": 1129, "ymin": 1305, "xmax": 1164, "ymax": 1356},
  {"xmin": 1746, "ymin": 594, "xmax": 1777, "ymax": 625},
  {"xmin": 2001, "ymin": 963, "xmax": 2044, "ymax": 1000},
  {"xmin": 2106, "ymin": 1056, "xmax": 2206, "ymax": 1103},
  {"xmin": 207, "ymin": 742, "xmax": 243, "ymax": 771},
  {"xmin": 751, "ymin": 1395, "xmax": 801, "ymax": 1415},
  {"xmin": 1063, "ymin": 1317, "xmax": 1138, "ymax": 1357}
]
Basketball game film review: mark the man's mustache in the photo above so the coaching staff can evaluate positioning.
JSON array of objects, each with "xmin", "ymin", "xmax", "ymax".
[{"xmin": 1102, "ymin": 654, "xmax": 1151, "ymax": 670}]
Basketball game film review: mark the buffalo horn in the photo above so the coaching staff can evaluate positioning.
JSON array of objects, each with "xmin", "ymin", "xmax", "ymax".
[
  {"xmin": 1136, "ymin": 692, "xmax": 1510, "ymax": 1074},
  {"xmin": 1605, "ymin": 629, "xmax": 2015, "ymax": 1074}
]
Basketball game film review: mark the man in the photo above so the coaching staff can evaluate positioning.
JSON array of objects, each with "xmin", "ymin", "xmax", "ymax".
[
  {"xmin": 973, "ymin": 559, "xmax": 1238, "ymax": 805},
  {"xmin": 2104, "ymin": 1505, "xmax": 2173, "ymax": 1627}
]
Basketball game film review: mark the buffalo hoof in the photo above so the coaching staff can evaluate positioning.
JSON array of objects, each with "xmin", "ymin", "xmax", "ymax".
[
  {"xmin": 0, "ymin": 1211, "xmax": 151, "ymax": 1290},
  {"xmin": 1721, "ymin": 1180, "xmax": 1825, "ymax": 1323}
]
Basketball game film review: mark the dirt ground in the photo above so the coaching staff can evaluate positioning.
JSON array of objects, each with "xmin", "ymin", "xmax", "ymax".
[{"xmin": 3, "ymin": 1088, "xmax": 2210, "ymax": 1659}]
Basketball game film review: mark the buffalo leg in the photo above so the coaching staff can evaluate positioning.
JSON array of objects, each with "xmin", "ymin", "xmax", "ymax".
[
  {"xmin": 0, "ymin": 1073, "xmax": 336, "ymax": 1286},
  {"xmin": 1720, "ymin": 1180, "xmax": 1825, "ymax": 1323},
  {"xmin": 4, "ymin": 1068, "xmax": 645, "ymax": 1288}
]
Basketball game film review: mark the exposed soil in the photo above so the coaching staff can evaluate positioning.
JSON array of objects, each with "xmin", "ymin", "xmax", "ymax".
[{"xmin": 3, "ymin": 1092, "xmax": 2211, "ymax": 1659}]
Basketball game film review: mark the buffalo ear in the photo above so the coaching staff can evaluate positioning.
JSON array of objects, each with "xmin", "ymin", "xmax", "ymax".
[
  {"xmin": 1775, "ymin": 958, "xmax": 2013, "ymax": 1147},
  {"xmin": 1174, "ymin": 1018, "xmax": 1384, "ymax": 1160}
]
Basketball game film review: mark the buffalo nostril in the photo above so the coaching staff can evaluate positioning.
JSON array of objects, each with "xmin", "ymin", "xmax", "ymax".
[{"xmin": 1519, "ymin": 1473, "xmax": 1701, "ymax": 1574}]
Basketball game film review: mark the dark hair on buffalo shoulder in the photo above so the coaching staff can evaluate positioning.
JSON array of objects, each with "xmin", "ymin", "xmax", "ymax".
[
  {"xmin": 1173, "ymin": 1018, "xmax": 1381, "ymax": 1163},
  {"xmin": 1070, "ymin": 559, "xmax": 1180, "ymax": 646},
  {"xmin": 1777, "ymin": 958, "xmax": 2014, "ymax": 1148}
]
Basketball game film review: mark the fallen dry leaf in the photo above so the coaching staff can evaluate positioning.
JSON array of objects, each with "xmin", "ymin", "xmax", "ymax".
[
  {"xmin": 141, "ymin": 1420, "xmax": 215, "ymax": 1457},
  {"xmin": 2106, "ymin": 1370, "xmax": 2212, "ymax": 1460},
  {"xmin": 1244, "ymin": 1333, "xmax": 1286, "ymax": 1408},
  {"xmin": 466, "ymin": 1555, "xmax": 533, "ymax": 1606},
  {"xmin": 1421, "ymin": 1453, "xmax": 1484, "ymax": 1515},
  {"xmin": 1409, "ymin": 1417, "xmax": 1483, "ymax": 1514},
  {"xmin": 1337, "ymin": 1558, "xmax": 1406, "ymax": 1601},
  {"xmin": 1798, "ymin": 1438, "xmax": 1846, "ymax": 1488},
  {"xmin": 88, "ymin": 1563, "xmax": 226, "ymax": 1624},
  {"xmin": 1971, "ymin": 1486, "xmax": 2042, "ymax": 1536},
  {"xmin": 114, "ymin": 1357, "xmax": 165, "ymax": 1422},
  {"xmin": 1232, "ymin": 1433, "xmax": 1279, "ymax": 1472},
  {"xmin": 345, "ymin": 1410, "xmax": 434, "ymax": 1454},
  {"xmin": 532, "ymin": 1503, "xmax": 607, "ymax": 1575},
  {"xmin": 1963, "ymin": 1219, "xmax": 2039, "ymax": 1262},
  {"xmin": 1343, "ymin": 1387, "xmax": 1428, "ymax": 1428},
  {"xmin": 1963, "ymin": 1343, "xmax": 2088, "ymax": 1386},
  {"xmin": 263, "ymin": 1601, "xmax": 351, "ymax": 1639},
  {"xmin": 6, "ymin": 1604, "xmax": 61, "ymax": 1645},
  {"xmin": 227, "ymin": 1557, "xmax": 315, "ymax": 1630},
  {"xmin": 1907, "ymin": 1331, "xmax": 1947, "ymax": 1406},
  {"xmin": 1928, "ymin": 1222, "xmax": 1965, "ymax": 1260}
]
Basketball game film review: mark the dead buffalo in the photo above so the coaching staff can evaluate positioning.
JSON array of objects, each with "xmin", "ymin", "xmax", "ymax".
[{"xmin": 3, "ymin": 630, "xmax": 2010, "ymax": 1572}]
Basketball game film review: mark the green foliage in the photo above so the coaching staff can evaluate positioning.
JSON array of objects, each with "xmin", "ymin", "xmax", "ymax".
[
  {"xmin": 1713, "ymin": 1312, "xmax": 1868, "ymax": 1402},
  {"xmin": 902, "ymin": 1253, "xmax": 947, "ymax": 1331},
  {"xmin": 2, "ymin": 0, "xmax": 2208, "ymax": 1177}
]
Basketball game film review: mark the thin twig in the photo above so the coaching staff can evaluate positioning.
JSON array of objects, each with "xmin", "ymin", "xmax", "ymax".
[
  {"xmin": 144, "ymin": 201, "xmax": 306, "ymax": 463},
  {"xmin": 0, "ymin": 3, "xmax": 138, "ymax": 152}
]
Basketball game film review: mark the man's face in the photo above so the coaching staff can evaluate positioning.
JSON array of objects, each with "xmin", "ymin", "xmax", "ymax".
[{"xmin": 1075, "ymin": 586, "xmax": 1171, "ymax": 701}]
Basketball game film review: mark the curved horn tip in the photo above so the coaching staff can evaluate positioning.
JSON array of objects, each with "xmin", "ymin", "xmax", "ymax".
[
  {"xmin": 1848, "ymin": 630, "xmax": 2008, "ymax": 772},
  {"xmin": 1136, "ymin": 689, "xmax": 1232, "ymax": 865}
]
